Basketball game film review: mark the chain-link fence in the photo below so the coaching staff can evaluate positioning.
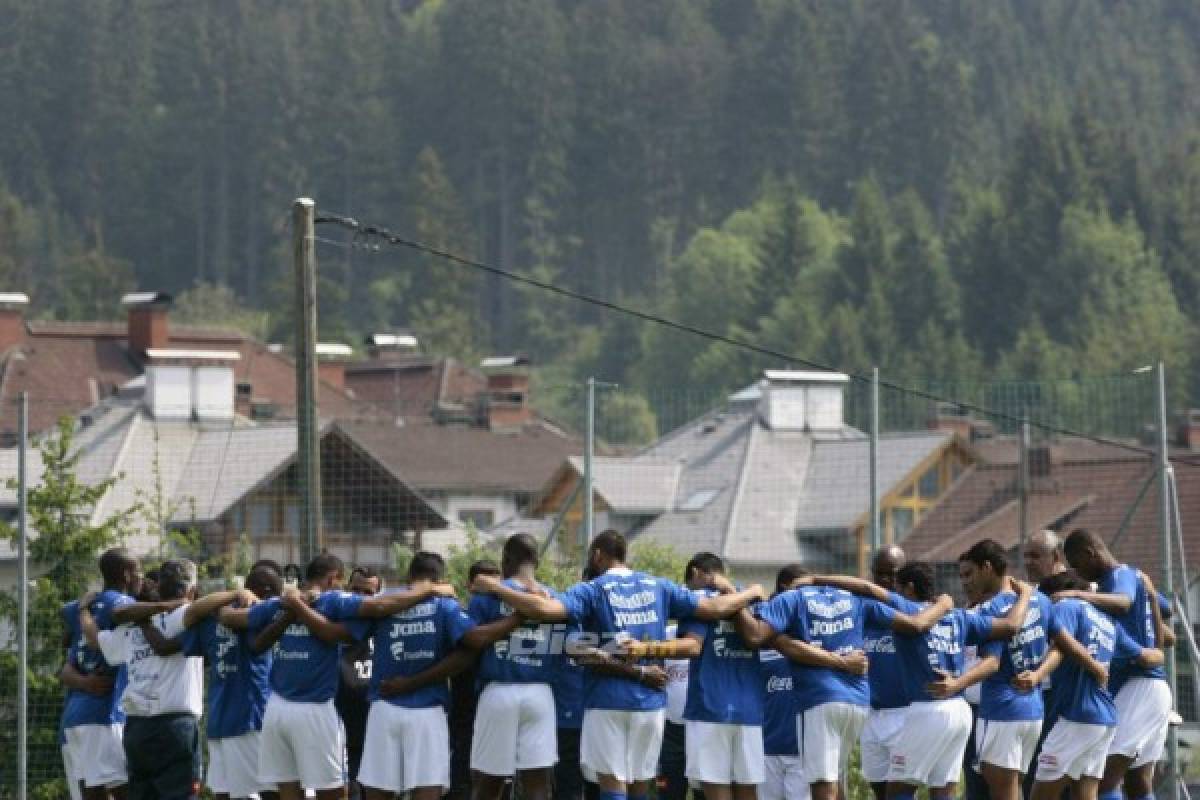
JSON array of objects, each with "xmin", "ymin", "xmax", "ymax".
[{"xmin": 0, "ymin": 342, "xmax": 1195, "ymax": 796}]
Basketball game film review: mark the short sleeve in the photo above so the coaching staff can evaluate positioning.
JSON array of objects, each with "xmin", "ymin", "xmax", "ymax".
[
  {"xmin": 468, "ymin": 592, "xmax": 498, "ymax": 625},
  {"xmin": 961, "ymin": 609, "xmax": 994, "ymax": 646},
  {"xmin": 246, "ymin": 597, "xmax": 281, "ymax": 631},
  {"xmin": 111, "ymin": 593, "xmax": 134, "ymax": 609},
  {"xmin": 664, "ymin": 580, "xmax": 701, "ymax": 620},
  {"xmin": 559, "ymin": 582, "xmax": 597, "ymax": 625},
  {"xmin": 328, "ymin": 591, "xmax": 365, "ymax": 621},
  {"xmin": 676, "ymin": 614, "xmax": 708, "ymax": 641},
  {"xmin": 861, "ymin": 597, "xmax": 896, "ymax": 629},
  {"xmin": 97, "ymin": 628, "xmax": 127, "ymax": 666},
  {"xmin": 161, "ymin": 605, "xmax": 189, "ymax": 638},
  {"xmin": 884, "ymin": 591, "xmax": 921, "ymax": 616},
  {"xmin": 443, "ymin": 600, "xmax": 476, "ymax": 647},
  {"xmin": 757, "ymin": 591, "xmax": 800, "ymax": 638},
  {"xmin": 1113, "ymin": 625, "xmax": 1144, "ymax": 663},
  {"xmin": 1108, "ymin": 567, "xmax": 1139, "ymax": 603}
]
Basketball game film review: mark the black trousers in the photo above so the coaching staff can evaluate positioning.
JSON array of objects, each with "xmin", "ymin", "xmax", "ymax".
[
  {"xmin": 123, "ymin": 713, "xmax": 200, "ymax": 800},
  {"xmin": 964, "ymin": 705, "xmax": 990, "ymax": 800},
  {"xmin": 555, "ymin": 727, "xmax": 586, "ymax": 799}
]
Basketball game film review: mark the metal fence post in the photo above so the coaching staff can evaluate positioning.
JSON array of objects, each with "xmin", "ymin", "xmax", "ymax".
[
  {"xmin": 584, "ymin": 377, "xmax": 595, "ymax": 544},
  {"xmin": 1157, "ymin": 362, "xmax": 1180, "ymax": 800},
  {"xmin": 17, "ymin": 392, "xmax": 28, "ymax": 800},
  {"xmin": 293, "ymin": 197, "xmax": 322, "ymax": 564},
  {"xmin": 870, "ymin": 367, "xmax": 880, "ymax": 553}
]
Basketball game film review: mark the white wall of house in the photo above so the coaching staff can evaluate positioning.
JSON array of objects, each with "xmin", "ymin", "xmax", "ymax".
[{"xmin": 427, "ymin": 491, "xmax": 520, "ymax": 532}]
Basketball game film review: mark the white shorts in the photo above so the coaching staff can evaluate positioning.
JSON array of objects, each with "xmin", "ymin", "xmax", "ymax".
[
  {"xmin": 1036, "ymin": 719, "xmax": 1115, "ymax": 782},
  {"xmin": 208, "ymin": 732, "xmax": 274, "ymax": 798},
  {"xmin": 684, "ymin": 720, "xmax": 765, "ymax": 786},
  {"xmin": 258, "ymin": 695, "xmax": 344, "ymax": 790},
  {"xmin": 471, "ymin": 682, "xmax": 557, "ymax": 776},
  {"xmin": 860, "ymin": 707, "xmax": 906, "ymax": 783},
  {"xmin": 761, "ymin": 755, "xmax": 808, "ymax": 800},
  {"xmin": 358, "ymin": 702, "xmax": 450, "ymax": 793},
  {"xmin": 888, "ymin": 697, "xmax": 972, "ymax": 788},
  {"xmin": 1111, "ymin": 677, "xmax": 1172, "ymax": 768},
  {"xmin": 62, "ymin": 744, "xmax": 83, "ymax": 800},
  {"xmin": 580, "ymin": 708, "xmax": 665, "ymax": 784},
  {"xmin": 799, "ymin": 702, "xmax": 868, "ymax": 784},
  {"xmin": 975, "ymin": 718, "xmax": 1042, "ymax": 772},
  {"xmin": 64, "ymin": 723, "xmax": 127, "ymax": 788}
]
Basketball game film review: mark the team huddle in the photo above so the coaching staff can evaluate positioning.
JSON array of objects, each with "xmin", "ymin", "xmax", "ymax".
[{"xmin": 55, "ymin": 526, "xmax": 1174, "ymax": 800}]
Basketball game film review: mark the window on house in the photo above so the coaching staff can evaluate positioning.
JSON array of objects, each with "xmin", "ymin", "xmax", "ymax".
[
  {"xmin": 458, "ymin": 509, "xmax": 495, "ymax": 529},
  {"xmin": 918, "ymin": 466, "xmax": 940, "ymax": 499},
  {"xmin": 248, "ymin": 502, "xmax": 273, "ymax": 539},
  {"xmin": 890, "ymin": 507, "xmax": 915, "ymax": 541},
  {"xmin": 794, "ymin": 528, "xmax": 857, "ymax": 575}
]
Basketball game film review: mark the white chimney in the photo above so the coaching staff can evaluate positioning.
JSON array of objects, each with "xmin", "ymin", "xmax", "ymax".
[
  {"xmin": 758, "ymin": 370, "xmax": 849, "ymax": 431},
  {"xmin": 144, "ymin": 349, "xmax": 241, "ymax": 421}
]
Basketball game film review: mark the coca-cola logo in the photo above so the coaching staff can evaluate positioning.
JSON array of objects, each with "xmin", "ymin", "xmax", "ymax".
[{"xmin": 766, "ymin": 675, "xmax": 793, "ymax": 692}]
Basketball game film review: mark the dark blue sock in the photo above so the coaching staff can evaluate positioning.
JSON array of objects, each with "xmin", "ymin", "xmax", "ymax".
[
  {"xmin": 889, "ymin": 792, "xmax": 915, "ymax": 800},
  {"xmin": 1099, "ymin": 791, "xmax": 1123, "ymax": 800},
  {"xmin": 1132, "ymin": 795, "xmax": 1155, "ymax": 800},
  {"xmin": 599, "ymin": 792, "xmax": 626, "ymax": 800},
  {"xmin": 627, "ymin": 795, "xmax": 648, "ymax": 800}
]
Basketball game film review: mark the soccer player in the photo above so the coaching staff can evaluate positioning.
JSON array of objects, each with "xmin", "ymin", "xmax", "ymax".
[
  {"xmin": 1061, "ymin": 529, "xmax": 1174, "ymax": 800},
  {"xmin": 859, "ymin": 547, "xmax": 907, "ymax": 800},
  {"xmin": 1020, "ymin": 570, "xmax": 1165, "ymax": 800},
  {"xmin": 737, "ymin": 564, "xmax": 951, "ymax": 800},
  {"xmin": 62, "ymin": 547, "xmax": 141, "ymax": 800},
  {"xmin": 958, "ymin": 539, "xmax": 1054, "ymax": 800},
  {"xmin": 197, "ymin": 561, "xmax": 284, "ymax": 800},
  {"xmin": 233, "ymin": 552, "xmax": 458, "ymax": 800},
  {"xmin": 337, "ymin": 567, "xmax": 382, "ymax": 800},
  {"xmin": 467, "ymin": 534, "xmax": 565, "ymax": 800},
  {"xmin": 85, "ymin": 560, "xmax": 253, "ymax": 800},
  {"xmin": 469, "ymin": 530, "xmax": 765, "ymax": 800},
  {"xmin": 357, "ymin": 551, "xmax": 521, "ymax": 799}
]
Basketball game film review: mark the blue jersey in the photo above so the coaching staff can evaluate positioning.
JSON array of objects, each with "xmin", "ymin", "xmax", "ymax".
[
  {"xmin": 864, "ymin": 591, "xmax": 921, "ymax": 710},
  {"xmin": 1048, "ymin": 598, "xmax": 1143, "ymax": 726},
  {"xmin": 194, "ymin": 616, "xmax": 271, "ymax": 739},
  {"xmin": 469, "ymin": 580, "xmax": 562, "ymax": 686},
  {"xmin": 559, "ymin": 568, "xmax": 700, "ymax": 711},
  {"xmin": 247, "ymin": 591, "xmax": 368, "ymax": 703},
  {"xmin": 678, "ymin": 592, "xmax": 763, "ymax": 725},
  {"xmin": 368, "ymin": 593, "xmax": 474, "ymax": 709},
  {"xmin": 1098, "ymin": 565, "xmax": 1166, "ymax": 691},
  {"xmin": 976, "ymin": 591, "xmax": 1051, "ymax": 721},
  {"xmin": 62, "ymin": 590, "xmax": 133, "ymax": 727},
  {"xmin": 759, "ymin": 648, "xmax": 800, "ymax": 755},
  {"xmin": 756, "ymin": 586, "xmax": 895, "ymax": 711},
  {"xmin": 895, "ymin": 607, "xmax": 993, "ymax": 704}
]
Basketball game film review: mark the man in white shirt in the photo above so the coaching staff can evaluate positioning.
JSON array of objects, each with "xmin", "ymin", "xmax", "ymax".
[{"xmin": 81, "ymin": 559, "xmax": 254, "ymax": 800}]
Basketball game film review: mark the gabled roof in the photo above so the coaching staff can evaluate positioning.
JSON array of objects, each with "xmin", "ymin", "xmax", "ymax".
[
  {"xmin": 563, "ymin": 456, "xmax": 681, "ymax": 514},
  {"xmin": 0, "ymin": 320, "xmax": 374, "ymax": 436},
  {"xmin": 336, "ymin": 417, "xmax": 581, "ymax": 494}
]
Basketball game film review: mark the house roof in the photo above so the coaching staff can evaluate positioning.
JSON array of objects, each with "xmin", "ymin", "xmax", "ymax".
[
  {"xmin": 0, "ymin": 320, "xmax": 374, "ymax": 436},
  {"xmin": 342, "ymin": 356, "xmax": 486, "ymax": 419},
  {"xmin": 0, "ymin": 391, "xmax": 446, "ymax": 560},
  {"xmin": 336, "ymin": 417, "xmax": 582, "ymax": 494},
  {"xmin": 540, "ymin": 390, "xmax": 955, "ymax": 567},
  {"xmin": 903, "ymin": 436, "xmax": 1200, "ymax": 579}
]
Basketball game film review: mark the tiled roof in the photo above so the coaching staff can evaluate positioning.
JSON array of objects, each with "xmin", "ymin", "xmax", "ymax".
[
  {"xmin": 344, "ymin": 356, "xmax": 486, "ymax": 418},
  {"xmin": 566, "ymin": 456, "xmax": 680, "ymax": 514},
  {"xmin": 336, "ymin": 417, "xmax": 582, "ymax": 494}
]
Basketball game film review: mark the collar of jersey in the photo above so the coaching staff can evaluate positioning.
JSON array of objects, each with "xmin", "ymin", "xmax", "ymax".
[{"xmin": 605, "ymin": 567, "xmax": 634, "ymax": 576}]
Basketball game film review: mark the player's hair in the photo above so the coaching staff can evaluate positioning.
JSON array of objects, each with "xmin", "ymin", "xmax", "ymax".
[
  {"xmin": 158, "ymin": 559, "xmax": 198, "ymax": 600},
  {"xmin": 589, "ymin": 530, "xmax": 627, "ymax": 562},
  {"xmin": 1039, "ymin": 569, "xmax": 1090, "ymax": 595},
  {"xmin": 897, "ymin": 562, "xmax": 937, "ymax": 602},
  {"xmin": 99, "ymin": 548, "xmax": 135, "ymax": 587},
  {"xmin": 306, "ymin": 552, "xmax": 345, "ymax": 583},
  {"xmin": 684, "ymin": 552, "xmax": 724, "ymax": 583},
  {"xmin": 144, "ymin": 569, "xmax": 160, "ymax": 585},
  {"xmin": 1063, "ymin": 528, "xmax": 1105, "ymax": 559},
  {"xmin": 959, "ymin": 539, "xmax": 1007, "ymax": 575},
  {"xmin": 251, "ymin": 558, "xmax": 283, "ymax": 576},
  {"xmin": 775, "ymin": 563, "xmax": 809, "ymax": 595},
  {"xmin": 503, "ymin": 533, "xmax": 540, "ymax": 569},
  {"xmin": 409, "ymin": 551, "xmax": 447, "ymax": 582},
  {"xmin": 469, "ymin": 559, "xmax": 500, "ymax": 583},
  {"xmin": 246, "ymin": 564, "xmax": 283, "ymax": 597}
]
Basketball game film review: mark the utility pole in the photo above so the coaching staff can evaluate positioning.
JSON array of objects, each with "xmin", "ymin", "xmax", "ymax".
[
  {"xmin": 1156, "ymin": 362, "xmax": 1180, "ymax": 800},
  {"xmin": 869, "ymin": 367, "xmax": 880, "ymax": 552},
  {"xmin": 293, "ymin": 198, "xmax": 322, "ymax": 564},
  {"xmin": 584, "ymin": 377, "xmax": 595, "ymax": 544},
  {"xmin": 17, "ymin": 392, "xmax": 28, "ymax": 800}
]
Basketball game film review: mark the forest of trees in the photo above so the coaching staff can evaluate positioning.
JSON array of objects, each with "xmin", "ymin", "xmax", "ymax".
[{"xmin": 3, "ymin": 0, "xmax": 1200, "ymax": 425}]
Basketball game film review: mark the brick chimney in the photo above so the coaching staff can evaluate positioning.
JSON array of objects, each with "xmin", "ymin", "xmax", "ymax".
[
  {"xmin": 123, "ymin": 292, "xmax": 173, "ymax": 356},
  {"xmin": 316, "ymin": 343, "xmax": 354, "ymax": 390},
  {"xmin": 1176, "ymin": 410, "xmax": 1200, "ymax": 450},
  {"xmin": 0, "ymin": 293, "xmax": 29, "ymax": 352},
  {"xmin": 480, "ymin": 355, "xmax": 532, "ymax": 431}
]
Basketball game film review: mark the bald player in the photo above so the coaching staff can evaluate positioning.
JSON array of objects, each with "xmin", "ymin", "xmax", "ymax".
[
  {"xmin": 861, "ymin": 546, "xmax": 906, "ymax": 800},
  {"xmin": 1025, "ymin": 531, "xmax": 1067, "ymax": 584}
]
